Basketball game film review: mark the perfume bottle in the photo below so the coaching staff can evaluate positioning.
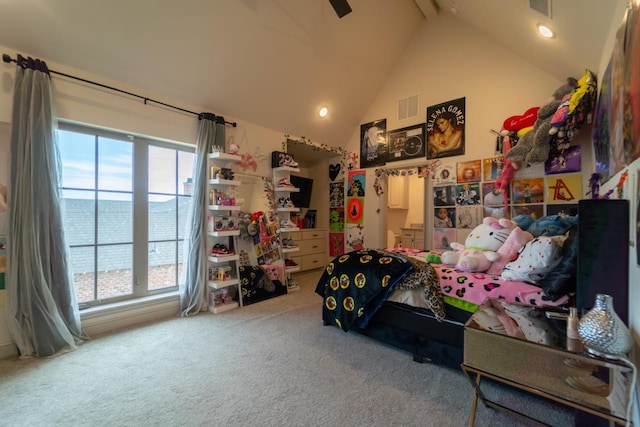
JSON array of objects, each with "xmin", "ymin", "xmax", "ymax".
[{"xmin": 567, "ymin": 307, "xmax": 579, "ymax": 340}]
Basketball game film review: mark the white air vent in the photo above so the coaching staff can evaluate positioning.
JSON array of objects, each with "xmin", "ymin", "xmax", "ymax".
[
  {"xmin": 398, "ymin": 94, "xmax": 419, "ymax": 121},
  {"xmin": 529, "ymin": 0, "xmax": 551, "ymax": 18}
]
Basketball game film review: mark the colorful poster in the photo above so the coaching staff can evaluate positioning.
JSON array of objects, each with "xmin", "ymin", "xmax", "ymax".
[
  {"xmin": 456, "ymin": 205, "xmax": 482, "ymax": 229},
  {"xmin": 512, "ymin": 178, "xmax": 545, "ymax": 204},
  {"xmin": 545, "ymin": 145, "xmax": 581, "ymax": 175},
  {"xmin": 329, "ymin": 181, "xmax": 344, "ymax": 207},
  {"xmin": 482, "ymin": 156, "xmax": 505, "ymax": 182},
  {"xmin": 346, "ymin": 198, "xmax": 364, "ymax": 224},
  {"xmin": 359, "ymin": 119, "xmax": 387, "ymax": 168},
  {"xmin": 456, "ymin": 159, "xmax": 481, "ymax": 183},
  {"xmin": 329, "ymin": 232, "xmax": 345, "ymax": 257},
  {"xmin": 455, "ymin": 183, "xmax": 480, "ymax": 205},
  {"xmin": 426, "ymin": 97, "xmax": 465, "ymax": 159},
  {"xmin": 433, "ymin": 163, "xmax": 455, "ymax": 185},
  {"xmin": 347, "ymin": 170, "xmax": 366, "ymax": 197},
  {"xmin": 592, "ymin": 59, "xmax": 612, "ymax": 181},
  {"xmin": 433, "ymin": 228, "xmax": 456, "ymax": 250},
  {"xmin": 345, "ymin": 224, "xmax": 364, "ymax": 251},
  {"xmin": 545, "ymin": 174, "xmax": 583, "ymax": 204},
  {"xmin": 329, "ymin": 207, "xmax": 344, "ymax": 232},
  {"xmin": 625, "ymin": 2, "xmax": 640, "ymax": 163}
]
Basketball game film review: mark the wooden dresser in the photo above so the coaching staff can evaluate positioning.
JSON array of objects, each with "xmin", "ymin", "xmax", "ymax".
[{"xmin": 287, "ymin": 228, "xmax": 328, "ymax": 271}]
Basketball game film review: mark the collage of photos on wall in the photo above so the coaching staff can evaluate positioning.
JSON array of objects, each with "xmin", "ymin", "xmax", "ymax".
[{"xmin": 432, "ymin": 147, "xmax": 582, "ymax": 250}]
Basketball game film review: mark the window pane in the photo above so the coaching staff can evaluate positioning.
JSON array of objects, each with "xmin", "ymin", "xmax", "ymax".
[
  {"xmin": 149, "ymin": 195, "xmax": 177, "ymax": 241},
  {"xmin": 149, "ymin": 146, "xmax": 177, "ymax": 194},
  {"xmin": 178, "ymin": 150, "xmax": 195, "ymax": 196},
  {"xmin": 148, "ymin": 241, "xmax": 177, "ymax": 290},
  {"xmin": 98, "ymin": 193, "xmax": 132, "ymax": 244},
  {"xmin": 97, "ymin": 244, "xmax": 133, "ymax": 299},
  {"xmin": 58, "ymin": 130, "xmax": 95, "ymax": 190},
  {"xmin": 98, "ymin": 137, "xmax": 133, "ymax": 192},
  {"xmin": 70, "ymin": 246, "xmax": 95, "ymax": 303},
  {"xmin": 61, "ymin": 190, "xmax": 95, "ymax": 246},
  {"xmin": 177, "ymin": 195, "xmax": 191, "ymax": 240},
  {"xmin": 177, "ymin": 239, "xmax": 186, "ymax": 286}
]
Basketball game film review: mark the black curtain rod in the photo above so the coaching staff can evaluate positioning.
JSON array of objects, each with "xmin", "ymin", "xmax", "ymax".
[{"xmin": 2, "ymin": 53, "xmax": 237, "ymax": 127}]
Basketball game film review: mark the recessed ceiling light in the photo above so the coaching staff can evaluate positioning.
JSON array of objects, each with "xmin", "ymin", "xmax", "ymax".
[
  {"xmin": 537, "ymin": 24, "xmax": 554, "ymax": 38},
  {"xmin": 318, "ymin": 107, "xmax": 328, "ymax": 118}
]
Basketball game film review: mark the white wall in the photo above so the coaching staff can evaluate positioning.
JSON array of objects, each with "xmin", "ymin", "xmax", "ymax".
[{"xmin": 0, "ymin": 43, "xmax": 292, "ymax": 355}]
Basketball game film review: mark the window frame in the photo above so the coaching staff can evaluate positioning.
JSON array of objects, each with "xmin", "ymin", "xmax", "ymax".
[{"xmin": 57, "ymin": 121, "xmax": 195, "ymax": 308}]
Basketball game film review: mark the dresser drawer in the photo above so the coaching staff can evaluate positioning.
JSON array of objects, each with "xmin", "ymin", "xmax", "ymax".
[
  {"xmin": 299, "ymin": 237, "xmax": 326, "ymax": 255},
  {"xmin": 301, "ymin": 253, "xmax": 327, "ymax": 271},
  {"xmin": 288, "ymin": 231, "xmax": 302, "ymax": 241},
  {"xmin": 301, "ymin": 229, "xmax": 324, "ymax": 240}
]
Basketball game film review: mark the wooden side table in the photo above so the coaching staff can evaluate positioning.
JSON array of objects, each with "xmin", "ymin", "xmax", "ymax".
[{"xmin": 462, "ymin": 298, "xmax": 635, "ymax": 426}]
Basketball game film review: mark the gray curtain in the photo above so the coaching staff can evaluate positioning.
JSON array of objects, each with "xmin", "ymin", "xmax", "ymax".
[
  {"xmin": 6, "ymin": 56, "xmax": 85, "ymax": 357},
  {"xmin": 180, "ymin": 115, "xmax": 224, "ymax": 316}
]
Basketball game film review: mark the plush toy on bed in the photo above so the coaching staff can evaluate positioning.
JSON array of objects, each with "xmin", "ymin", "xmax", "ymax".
[{"xmin": 441, "ymin": 217, "xmax": 517, "ymax": 272}]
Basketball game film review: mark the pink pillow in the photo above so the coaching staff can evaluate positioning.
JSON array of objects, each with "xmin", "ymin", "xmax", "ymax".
[{"xmin": 486, "ymin": 227, "xmax": 533, "ymax": 276}]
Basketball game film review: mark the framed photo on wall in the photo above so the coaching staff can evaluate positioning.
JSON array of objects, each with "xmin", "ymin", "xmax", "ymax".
[{"xmin": 387, "ymin": 123, "xmax": 425, "ymax": 162}]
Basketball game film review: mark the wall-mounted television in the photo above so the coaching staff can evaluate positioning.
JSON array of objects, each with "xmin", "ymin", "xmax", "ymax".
[{"xmin": 289, "ymin": 175, "xmax": 313, "ymax": 208}]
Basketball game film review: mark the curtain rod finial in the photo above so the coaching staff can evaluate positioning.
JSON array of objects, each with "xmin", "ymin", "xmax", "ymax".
[{"xmin": 2, "ymin": 53, "xmax": 15, "ymax": 64}]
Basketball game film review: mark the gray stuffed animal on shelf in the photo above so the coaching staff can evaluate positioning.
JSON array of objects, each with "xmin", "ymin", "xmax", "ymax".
[{"xmin": 506, "ymin": 77, "xmax": 578, "ymax": 167}]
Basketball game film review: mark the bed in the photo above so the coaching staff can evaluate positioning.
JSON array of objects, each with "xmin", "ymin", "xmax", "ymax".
[{"xmin": 314, "ymin": 214, "xmax": 579, "ymax": 369}]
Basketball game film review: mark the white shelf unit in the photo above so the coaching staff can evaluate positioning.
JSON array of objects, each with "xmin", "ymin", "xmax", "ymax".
[
  {"xmin": 273, "ymin": 166, "xmax": 302, "ymax": 291},
  {"xmin": 207, "ymin": 151, "xmax": 243, "ymax": 313}
]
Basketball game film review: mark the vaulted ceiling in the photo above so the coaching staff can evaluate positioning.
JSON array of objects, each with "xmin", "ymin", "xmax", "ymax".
[{"xmin": 0, "ymin": 0, "xmax": 618, "ymax": 147}]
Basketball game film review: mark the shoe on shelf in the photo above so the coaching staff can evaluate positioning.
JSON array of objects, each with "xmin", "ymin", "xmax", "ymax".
[
  {"xmin": 277, "ymin": 177, "xmax": 295, "ymax": 188},
  {"xmin": 282, "ymin": 157, "xmax": 299, "ymax": 168},
  {"xmin": 280, "ymin": 218, "xmax": 297, "ymax": 228},
  {"xmin": 282, "ymin": 238, "xmax": 298, "ymax": 248},
  {"xmin": 285, "ymin": 259, "xmax": 298, "ymax": 267},
  {"xmin": 212, "ymin": 243, "xmax": 234, "ymax": 255}
]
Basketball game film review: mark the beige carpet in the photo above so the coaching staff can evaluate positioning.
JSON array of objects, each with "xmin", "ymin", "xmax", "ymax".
[{"xmin": 0, "ymin": 269, "xmax": 572, "ymax": 426}]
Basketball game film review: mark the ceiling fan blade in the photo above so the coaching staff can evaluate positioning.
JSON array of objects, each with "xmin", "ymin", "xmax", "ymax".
[{"xmin": 329, "ymin": 0, "xmax": 352, "ymax": 18}]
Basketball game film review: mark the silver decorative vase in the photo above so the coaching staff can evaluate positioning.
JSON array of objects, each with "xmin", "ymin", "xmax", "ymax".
[{"xmin": 577, "ymin": 294, "xmax": 632, "ymax": 357}]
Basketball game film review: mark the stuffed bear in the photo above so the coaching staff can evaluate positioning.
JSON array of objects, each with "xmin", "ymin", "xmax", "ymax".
[
  {"xmin": 440, "ymin": 217, "xmax": 517, "ymax": 272},
  {"xmin": 506, "ymin": 77, "xmax": 578, "ymax": 167}
]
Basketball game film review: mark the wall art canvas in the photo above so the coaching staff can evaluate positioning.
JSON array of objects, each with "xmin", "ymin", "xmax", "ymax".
[
  {"xmin": 345, "ymin": 224, "xmax": 364, "ymax": 251},
  {"xmin": 512, "ymin": 204, "xmax": 544, "ymax": 220},
  {"xmin": 625, "ymin": 2, "xmax": 640, "ymax": 163},
  {"xmin": 433, "ymin": 228, "xmax": 456, "ymax": 250},
  {"xmin": 482, "ymin": 156, "xmax": 505, "ymax": 182},
  {"xmin": 433, "ymin": 163, "xmax": 455, "ymax": 185},
  {"xmin": 609, "ymin": 18, "xmax": 628, "ymax": 176},
  {"xmin": 592, "ymin": 59, "xmax": 612, "ymax": 181},
  {"xmin": 433, "ymin": 185, "xmax": 456, "ymax": 207},
  {"xmin": 545, "ymin": 144, "xmax": 581, "ymax": 175},
  {"xmin": 329, "ymin": 207, "xmax": 344, "ymax": 232},
  {"xmin": 329, "ymin": 181, "xmax": 345, "ymax": 207},
  {"xmin": 456, "ymin": 205, "xmax": 482, "ymax": 229},
  {"xmin": 387, "ymin": 123, "xmax": 425, "ymax": 162},
  {"xmin": 359, "ymin": 119, "xmax": 387, "ymax": 168},
  {"xmin": 456, "ymin": 159, "xmax": 481, "ymax": 183},
  {"xmin": 455, "ymin": 183, "xmax": 480, "ymax": 205},
  {"xmin": 545, "ymin": 174, "xmax": 583, "ymax": 204},
  {"xmin": 329, "ymin": 232, "xmax": 345, "ymax": 257},
  {"xmin": 546, "ymin": 203, "xmax": 579, "ymax": 216},
  {"xmin": 511, "ymin": 178, "xmax": 544, "ymax": 204},
  {"xmin": 426, "ymin": 97, "xmax": 465, "ymax": 159}
]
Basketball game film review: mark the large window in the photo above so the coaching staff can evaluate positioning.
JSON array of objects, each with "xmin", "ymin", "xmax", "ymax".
[{"xmin": 57, "ymin": 124, "xmax": 194, "ymax": 306}]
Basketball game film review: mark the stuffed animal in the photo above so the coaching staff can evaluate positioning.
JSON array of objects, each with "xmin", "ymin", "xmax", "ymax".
[
  {"xmin": 506, "ymin": 77, "xmax": 578, "ymax": 167},
  {"xmin": 485, "ymin": 226, "xmax": 533, "ymax": 276},
  {"xmin": 440, "ymin": 217, "xmax": 517, "ymax": 272}
]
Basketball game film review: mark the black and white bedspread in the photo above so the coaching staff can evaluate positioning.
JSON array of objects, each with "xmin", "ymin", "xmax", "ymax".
[{"xmin": 315, "ymin": 249, "xmax": 416, "ymax": 332}]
